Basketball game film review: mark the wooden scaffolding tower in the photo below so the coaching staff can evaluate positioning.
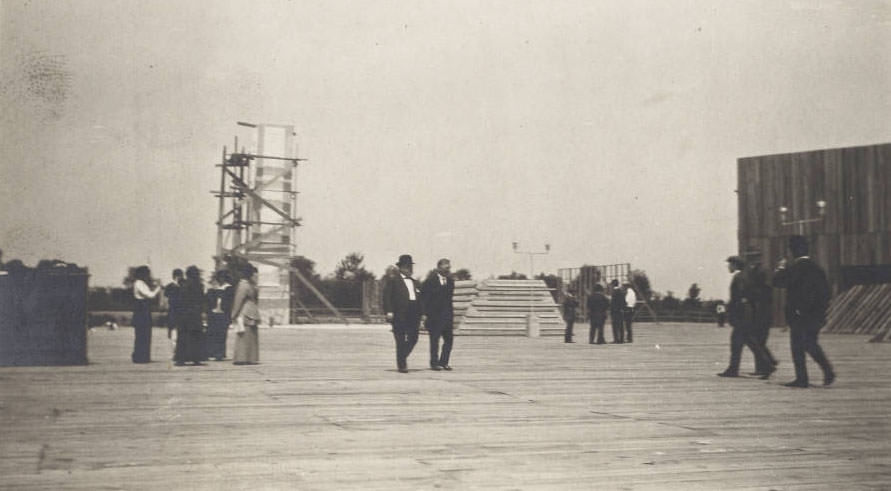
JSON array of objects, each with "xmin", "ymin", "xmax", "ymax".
[{"xmin": 213, "ymin": 122, "xmax": 345, "ymax": 324}]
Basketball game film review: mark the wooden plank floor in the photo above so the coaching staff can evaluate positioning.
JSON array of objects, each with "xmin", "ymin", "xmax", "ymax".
[{"xmin": 2, "ymin": 324, "xmax": 890, "ymax": 490}]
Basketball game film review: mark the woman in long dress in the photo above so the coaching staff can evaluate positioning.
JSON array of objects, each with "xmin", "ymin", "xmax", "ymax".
[
  {"xmin": 174, "ymin": 266, "xmax": 207, "ymax": 366},
  {"xmin": 232, "ymin": 264, "xmax": 260, "ymax": 365},
  {"xmin": 131, "ymin": 265, "xmax": 161, "ymax": 363},
  {"xmin": 205, "ymin": 270, "xmax": 234, "ymax": 361}
]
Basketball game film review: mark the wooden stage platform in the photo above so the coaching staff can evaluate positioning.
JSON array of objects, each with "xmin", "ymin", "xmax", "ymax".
[{"xmin": 2, "ymin": 324, "xmax": 890, "ymax": 490}]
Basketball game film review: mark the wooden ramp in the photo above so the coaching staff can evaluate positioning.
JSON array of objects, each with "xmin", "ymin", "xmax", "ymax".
[
  {"xmin": 822, "ymin": 284, "xmax": 891, "ymax": 342},
  {"xmin": 456, "ymin": 279, "xmax": 564, "ymax": 336}
]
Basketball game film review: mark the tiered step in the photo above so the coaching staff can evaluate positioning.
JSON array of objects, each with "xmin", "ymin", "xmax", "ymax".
[
  {"xmin": 822, "ymin": 284, "xmax": 891, "ymax": 342},
  {"xmin": 456, "ymin": 279, "xmax": 564, "ymax": 336}
]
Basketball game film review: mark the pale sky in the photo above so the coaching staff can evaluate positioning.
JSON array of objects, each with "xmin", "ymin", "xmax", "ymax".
[{"xmin": 2, "ymin": 0, "xmax": 890, "ymax": 299}]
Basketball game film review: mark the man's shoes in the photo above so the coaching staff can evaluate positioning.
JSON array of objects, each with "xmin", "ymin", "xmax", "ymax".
[
  {"xmin": 784, "ymin": 379, "xmax": 809, "ymax": 388},
  {"xmin": 758, "ymin": 365, "xmax": 777, "ymax": 380},
  {"xmin": 824, "ymin": 371, "xmax": 836, "ymax": 386},
  {"xmin": 398, "ymin": 367, "xmax": 408, "ymax": 373},
  {"xmin": 430, "ymin": 364, "xmax": 442, "ymax": 371},
  {"xmin": 440, "ymin": 365, "xmax": 452, "ymax": 371},
  {"xmin": 717, "ymin": 369, "xmax": 739, "ymax": 377}
]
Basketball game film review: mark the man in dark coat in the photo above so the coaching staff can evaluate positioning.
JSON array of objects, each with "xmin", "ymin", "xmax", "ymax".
[
  {"xmin": 562, "ymin": 291, "xmax": 579, "ymax": 343},
  {"xmin": 383, "ymin": 254, "xmax": 424, "ymax": 373},
  {"xmin": 164, "ymin": 269, "xmax": 184, "ymax": 339},
  {"xmin": 718, "ymin": 255, "xmax": 775, "ymax": 379},
  {"xmin": 743, "ymin": 247, "xmax": 778, "ymax": 375},
  {"xmin": 421, "ymin": 258, "xmax": 455, "ymax": 370},
  {"xmin": 773, "ymin": 235, "xmax": 835, "ymax": 388},
  {"xmin": 609, "ymin": 280, "xmax": 625, "ymax": 343},
  {"xmin": 586, "ymin": 284, "xmax": 609, "ymax": 344}
]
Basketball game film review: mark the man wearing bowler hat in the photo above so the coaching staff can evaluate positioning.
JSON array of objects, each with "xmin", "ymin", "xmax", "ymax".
[
  {"xmin": 383, "ymin": 254, "xmax": 424, "ymax": 373},
  {"xmin": 718, "ymin": 255, "xmax": 775, "ymax": 379}
]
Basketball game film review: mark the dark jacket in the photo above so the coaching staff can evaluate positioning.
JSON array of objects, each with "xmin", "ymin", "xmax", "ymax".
[
  {"xmin": 610, "ymin": 288, "xmax": 626, "ymax": 314},
  {"xmin": 773, "ymin": 256, "xmax": 830, "ymax": 324},
  {"xmin": 421, "ymin": 272, "xmax": 454, "ymax": 330},
  {"xmin": 178, "ymin": 278, "xmax": 205, "ymax": 332},
  {"xmin": 727, "ymin": 271, "xmax": 747, "ymax": 327},
  {"xmin": 586, "ymin": 293, "xmax": 609, "ymax": 320},
  {"xmin": 562, "ymin": 296, "xmax": 579, "ymax": 321},
  {"xmin": 383, "ymin": 273, "xmax": 422, "ymax": 316}
]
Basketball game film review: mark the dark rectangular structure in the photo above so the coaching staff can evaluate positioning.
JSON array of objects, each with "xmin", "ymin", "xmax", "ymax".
[
  {"xmin": 737, "ymin": 142, "xmax": 891, "ymax": 325},
  {"xmin": 0, "ymin": 271, "xmax": 89, "ymax": 366}
]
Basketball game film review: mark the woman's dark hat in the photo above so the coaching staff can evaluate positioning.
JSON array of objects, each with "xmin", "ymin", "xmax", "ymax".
[{"xmin": 397, "ymin": 254, "xmax": 414, "ymax": 267}]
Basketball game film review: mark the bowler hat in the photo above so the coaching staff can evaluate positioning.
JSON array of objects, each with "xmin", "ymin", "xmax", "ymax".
[{"xmin": 397, "ymin": 254, "xmax": 414, "ymax": 267}]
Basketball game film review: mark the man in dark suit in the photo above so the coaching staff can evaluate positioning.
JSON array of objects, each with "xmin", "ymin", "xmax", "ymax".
[
  {"xmin": 421, "ymin": 258, "xmax": 455, "ymax": 370},
  {"xmin": 718, "ymin": 255, "xmax": 775, "ymax": 379},
  {"xmin": 743, "ymin": 247, "xmax": 778, "ymax": 375},
  {"xmin": 773, "ymin": 235, "xmax": 835, "ymax": 388},
  {"xmin": 383, "ymin": 254, "xmax": 424, "ymax": 373},
  {"xmin": 609, "ymin": 280, "xmax": 625, "ymax": 343},
  {"xmin": 586, "ymin": 284, "xmax": 609, "ymax": 344}
]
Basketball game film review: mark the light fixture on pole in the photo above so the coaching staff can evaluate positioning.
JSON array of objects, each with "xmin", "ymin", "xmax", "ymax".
[{"xmin": 778, "ymin": 200, "xmax": 827, "ymax": 235}]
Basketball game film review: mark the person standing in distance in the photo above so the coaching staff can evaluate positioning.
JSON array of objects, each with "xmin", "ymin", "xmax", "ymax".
[
  {"xmin": 164, "ymin": 269, "xmax": 184, "ymax": 340},
  {"xmin": 772, "ymin": 235, "xmax": 835, "ymax": 388},
  {"xmin": 623, "ymin": 281, "xmax": 637, "ymax": 343},
  {"xmin": 383, "ymin": 254, "xmax": 424, "ymax": 373},
  {"xmin": 421, "ymin": 258, "xmax": 455, "ymax": 370},
  {"xmin": 609, "ymin": 279, "xmax": 625, "ymax": 343},
  {"xmin": 586, "ymin": 284, "xmax": 609, "ymax": 344},
  {"xmin": 131, "ymin": 265, "xmax": 162, "ymax": 363},
  {"xmin": 562, "ymin": 290, "xmax": 580, "ymax": 343}
]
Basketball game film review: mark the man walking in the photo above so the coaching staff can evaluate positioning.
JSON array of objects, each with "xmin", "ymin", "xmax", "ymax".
[
  {"xmin": 586, "ymin": 284, "xmax": 609, "ymax": 344},
  {"xmin": 718, "ymin": 255, "xmax": 775, "ymax": 379},
  {"xmin": 421, "ymin": 258, "xmax": 455, "ymax": 370},
  {"xmin": 773, "ymin": 235, "xmax": 835, "ymax": 388},
  {"xmin": 743, "ymin": 247, "xmax": 778, "ymax": 375},
  {"xmin": 383, "ymin": 254, "xmax": 423, "ymax": 373}
]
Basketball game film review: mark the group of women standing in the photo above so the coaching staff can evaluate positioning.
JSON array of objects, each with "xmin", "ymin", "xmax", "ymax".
[{"xmin": 129, "ymin": 262, "xmax": 260, "ymax": 366}]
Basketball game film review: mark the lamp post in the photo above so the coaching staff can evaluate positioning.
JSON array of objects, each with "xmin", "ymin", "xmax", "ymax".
[
  {"xmin": 513, "ymin": 242, "xmax": 550, "ymax": 337},
  {"xmin": 778, "ymin": 200, "xmax": 827, "ymax": 235}
]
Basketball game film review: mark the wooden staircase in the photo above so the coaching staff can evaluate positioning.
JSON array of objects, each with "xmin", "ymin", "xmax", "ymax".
[{"xmin": 454, "ymin": 279, "xmax": 564, "ymax": 336}]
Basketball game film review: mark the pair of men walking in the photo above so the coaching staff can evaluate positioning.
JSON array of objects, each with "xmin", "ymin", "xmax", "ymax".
[
  {"xmin": 718, "ymin": 235, "xmax": 835, "ymax": 388},
  {"xmin": 382, "ymin": 255, "xmax": 454, "ymax": 373}
]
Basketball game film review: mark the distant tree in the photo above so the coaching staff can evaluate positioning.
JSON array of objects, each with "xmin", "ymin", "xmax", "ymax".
[
  {"xmin": 661, "ymin": 290, "xmax": 681, "ymax": 310},
  {"xmin": 289, "ymin": 256, "xmax": 320, "ymax": 282},
  {"xmin": 683, "ymin": 283, "xmax": 702, "ymax": 309},
  {"xmin": 454, "ymin": 268, "xmax": 472, "ymax": 281},
  {"xmin": 687, "ymin": 283, "xmax": 701, "ymax": 302},
  {"xmin": 629, "ymin": 269, "xmax": 653, "ymax": 301},
  {"xmin": 498, "ymin": 271, "xmax": 527, "ymax": 280},
  {"xmin": 335, "ymin": 252, "xmax": 375, "ymax": 282}
]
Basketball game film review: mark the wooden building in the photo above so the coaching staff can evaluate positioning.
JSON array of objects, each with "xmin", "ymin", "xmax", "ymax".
[{"xmin": 737, "ymin": 142, "xmax": 891, "ymax": 327}]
